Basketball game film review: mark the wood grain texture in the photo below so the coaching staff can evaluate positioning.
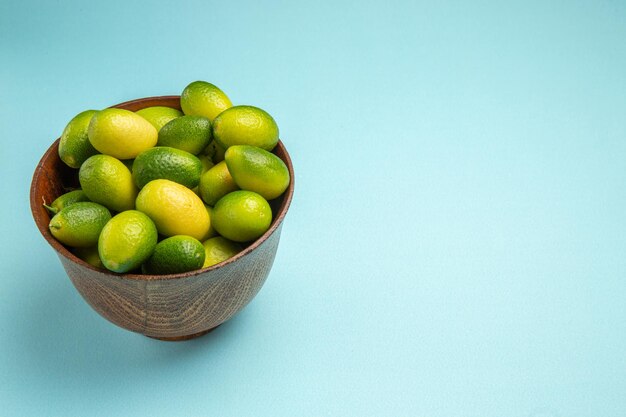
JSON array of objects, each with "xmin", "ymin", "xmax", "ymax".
[{"xmin": 30, "ymin": 96, "xmax": 294, "ymax": 340}]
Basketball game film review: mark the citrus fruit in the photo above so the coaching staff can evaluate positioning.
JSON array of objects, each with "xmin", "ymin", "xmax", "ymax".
[
  {"xmin": 58, "ymin": 110, "xmax": 99, "ymax": 168},
  {"xmin": 79, "ymin": 154, "xmax": 138, "ymax": 212},
  {"xmin": 142, "ymin": 235, "xmax": 205, "ymax": 275},
  {"xmin": 135, "ymin": 179, "xmax": 211, "ymax": 240},
  {"xmin": 98, "ymin": 210, "xmax": 158, "ymax": 273},
  {"xmin": 72, "ymin": 246, "xmax": 104, "ymax": 268},
  {"xmin": 136, "ymin": 106, "xmax": 182, "ymax": 131},
  {"xmin": 212, "ymin": 190, "xmax": 272, "ymax": 242},
  {"xmin": 201, "ymin": 236, "xmax": 242, "ymax": 268},
  {"xmin": 212, "ymin": 105, "xmax": 279, "ymax": 151},
  {"xmin": 44, "ymin": 189, "xmax": 90, "ymax": 214},
  {"xmin": 88, "ymin": 108, "xmax": 158, "ymax": 159},
  {"xmin": 132, "ymin": 147, "xmax": 202, "ymax": 189},
  {"xmin": 48, "ymin": 202, "xmax": 111, "ymax": 248},
  {"xmin": 180, "ymin": 81, "xmax": 232, "ymax": 121},
  {"xmin": 158, "ymin": 115, "xmax": 212, "ymax": 155},
  {"xmin": 225, "ymin": 145, "xmax": 290, "ymax": 200},
  {"xmin": 198, "ymin": 161, "xmax": 239, "ymax": 206}
]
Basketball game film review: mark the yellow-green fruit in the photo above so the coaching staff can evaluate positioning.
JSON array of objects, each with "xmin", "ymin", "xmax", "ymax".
[
  {"xmin": 136, "ymin": 179, "xmax": 211, "ymax": 240},
  {"xmin": 44, "ymin": 189, "xmax": 90, "ymax": 214},
  {"xmin": 142, "ymin": 235, "xmax": 205, "ymax": 275},
  {"xmin": 72, "ymin": 246, "xmax": 104, "ymax": 269},
  {"xmin": 198, "ymin": 161, "xmax": 239, "ymax": 206},
  {"xmin": 202, "ymin": 237, "xmax": 242, "ymax": 268},
  {"xmin": 225, "ymin": 145, "xmax": 290, "ymax": 200},
  {"xmin": 58, "ymin": 110, "xmax": 99, "ymax": 168},
  {"xmin": 132, "ymin": 147, "xmax": 202, "ymax": 189},
  {"xmin": 212, "ymin": 105, "xmax": 279, "ymax": 151},
  {"xmin": 158, "ymin": 115, "xmax": 212, "ymax": 155},
  {"xmin": 180, "ymin": 81, "xmax": 232, "ymax": 121},
  {"xmin": 79, "ymin": 154, "xmax": 138, "ymax": 212},
  {"xmin": 136, "ymin": 106, "xmax": 182, "ymax": 131},
  {"xmin": 98, "ymin": 210, "xmax": 158, "ymax": 273},
  {"xmin": 49, "ymin": 202, "xmax": 112, "ymax": 248},
  {"xmin": 88, "ymin": 108, "xmax": 158, "ymax": 159},
  {"xmin": 212, "ymin": 191, "xmax": 272, "ymax": 242}
]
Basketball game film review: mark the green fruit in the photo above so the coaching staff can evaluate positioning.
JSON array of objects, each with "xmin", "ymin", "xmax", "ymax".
[
  {"xmin": 136, "ymin": 106, "xmax": 182, "ymax": 131},
  {"xmin": 225, "ymin": 145, "xmax": 290, "ymax": 200},
  {"xmin": 142, "ymin": 235, "xmax": 205, "ymax": 275},
  {"xmin": 72, "ymin": 246, "xmax": 104, "ymax": 268},
  {"xmin": 212, "ymin": 191, "xmax": 272, "ymax": 242},
  {"xmin": 44, "ymin": 189, "xmax": 90, "ymax": 214},
  {"xmin": 48, "ymin": 202, "xmax": 112, "ymax": 248},
  {"xmin": 58, "ymin": 110, "xmax": 99, "ymax": 168},
  {"xmin": 135, "ymin": 179, "xmax": 211, "ymax": 240},
  {"xmin": 158, "ymin": 115, "xmax": 212, "ymax": 155},
  {"xmin": 202, "ymin": 237, "xmax": 242, "ymax": 268},
  {"xmin": 88, "ymin": 108, "xmax": 158, "ymax": 159},
  {"xmin": 198, "ymin": 161, "xmax": 239, "ymax": 206},
  {"xmin": 212, "ymin": 105, "xmax": 279, "ymax": 151},
  {"xmin": 79, "ymin": 154, "xmax": 138, "ymax": 212},
  {"xmin": 180, "ymin": 81, "xmax": 232, "ymax": 121},
  {"xmin": 98, "ymin": 210, "xmax": 158, "ymax": 273},
  {"xmin": 132, "ymin": 147, "xmax": 202, "ymax": 189}
]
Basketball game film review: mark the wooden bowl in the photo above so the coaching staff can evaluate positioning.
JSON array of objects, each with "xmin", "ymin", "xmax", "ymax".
[{"xmin": 30, "ymin": 96, "xmax": 294, "ymax": 341}]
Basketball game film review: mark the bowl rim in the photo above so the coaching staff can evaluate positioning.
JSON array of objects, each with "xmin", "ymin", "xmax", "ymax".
[{"xmin": 30, "ymin": 95, "xmax": 294, "ymax": 281}]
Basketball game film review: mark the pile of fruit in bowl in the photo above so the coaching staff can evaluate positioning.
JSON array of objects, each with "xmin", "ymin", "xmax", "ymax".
[{"xmin": 46, "ymin": 81, "xmax": 290, "ymax": 275}]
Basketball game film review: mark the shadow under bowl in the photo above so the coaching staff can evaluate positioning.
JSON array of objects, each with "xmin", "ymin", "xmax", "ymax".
[{"xmin": 30, "ymin": 96, "xmax": 294, "ymax": 341}]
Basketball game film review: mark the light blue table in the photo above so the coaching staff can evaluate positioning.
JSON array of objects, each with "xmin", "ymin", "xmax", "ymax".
[{"xmin": 1, "ymin": 1, "xmax": 625, "ymax": 416}]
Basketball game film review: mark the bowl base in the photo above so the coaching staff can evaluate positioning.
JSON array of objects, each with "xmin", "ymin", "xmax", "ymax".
[{"xmin": 145, "ymin": 325, "xmax": 220, "ymax": 342}]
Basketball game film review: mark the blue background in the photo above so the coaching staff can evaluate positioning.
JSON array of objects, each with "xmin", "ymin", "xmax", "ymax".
[{"xmin": 1, "ymin": 1, "xmax": 625, "ymax": 416}]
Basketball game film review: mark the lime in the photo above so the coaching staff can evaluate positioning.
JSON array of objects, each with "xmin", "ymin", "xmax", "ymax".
[
  {"xmin": 98, "ymin": 210, "xmax": 158, "ymax": 273},
  {"xmin": 72, "ymin": 246, "xmax": 104, "ymax": 269},
  {"xmin": 212, "ymin": 190, "xmax": 272, "ymax": 242},
  {"xmin": 158, "ymin": 115, "xmax": 212, "ymax": 155},
  {"xmin": 212, "ymin": 105, "xmax": 279, "ymax": 151},
  {"xmin": 88, "ymin": 108, "xmax": 158, "ymax": 159},
  {"xmin": 79, "ymin": 154, "xmax": 138, "ymax": 212},
  {"xmin": 49, "ymin": 202, "xmax": 111, "ymax": 248},
  {"xmin": 58, "ymin": 110, "xmax": 99, "ymax": 168},
  {"xmin": 132, "ymin": 147, "xmax": 202, "ymax": 189},
  {"xmin": 142, "ymin": 235, "xmax": 205, "ymax": 275},
  {"xmin": 44, "ymin": 189, "xmax": 90, "ymax": 214},
  {"xmin": 198, "ymin": 161, "xmax": 239, "ymax": 206},
  {"xmin": 136, "ymin": 106, "xmax": 182, "ymax": 131},
  {"xmin": 136, "ymin": 179, "xmax": 211, "ymax": 240},
  {"xmin": 202, "ymin": 236, "xmax": 242, "ymax": 268},
  {"xmin": 225, "ymin": 145, "xmax": 290, "ymax": 200},
  {"xmin": 180, "ymin": 81, "xmax": 232, "ymax": 121}
]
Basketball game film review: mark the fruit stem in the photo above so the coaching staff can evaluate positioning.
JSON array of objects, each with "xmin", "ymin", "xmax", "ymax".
[{"xmin": 43, "ymin": 204, "xmax": 58, "ymax": 214}]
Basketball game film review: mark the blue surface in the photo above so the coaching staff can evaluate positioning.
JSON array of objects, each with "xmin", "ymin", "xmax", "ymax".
[{"xmin": 1, "ymin": 1, "xmax": 625, "ymax": 416}]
